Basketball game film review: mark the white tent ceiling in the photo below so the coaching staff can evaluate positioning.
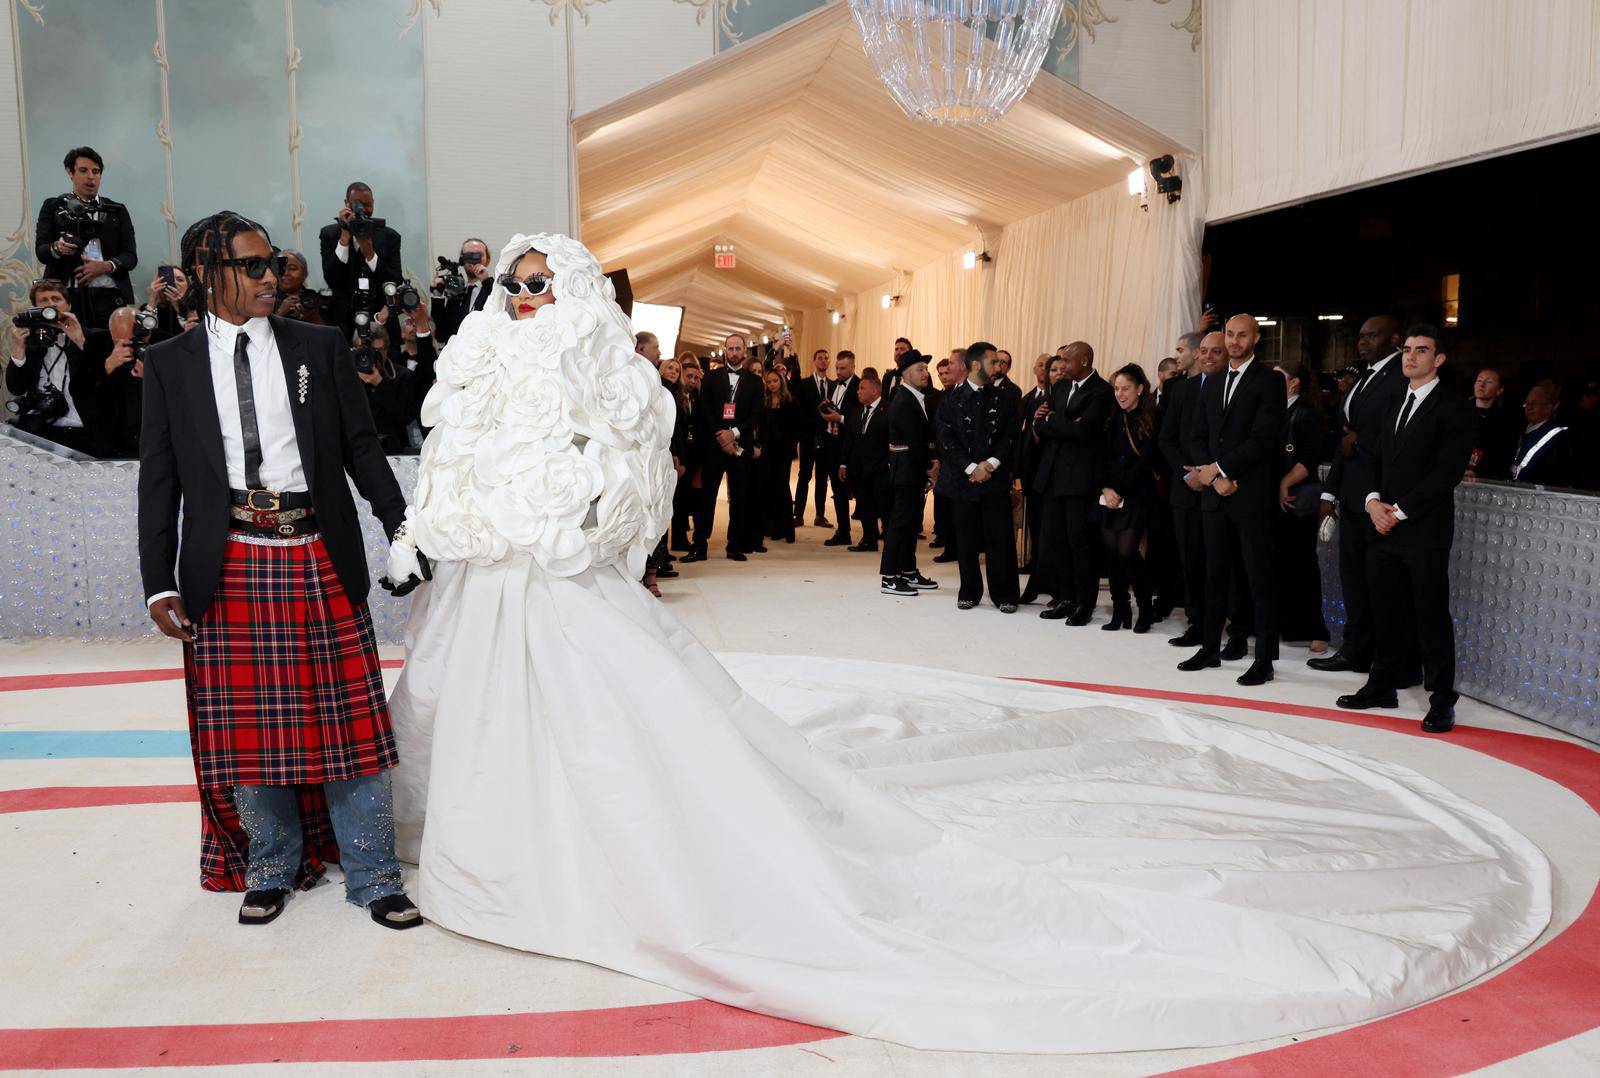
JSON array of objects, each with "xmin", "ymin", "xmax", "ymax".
[{"xmin": 574, "ymin": 2, "xmax": 1184, "ymax": 350}]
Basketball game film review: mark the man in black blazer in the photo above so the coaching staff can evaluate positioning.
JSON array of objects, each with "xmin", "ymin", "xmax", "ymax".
[
  {"xmin": 1179, "ymin": 315, "xmax": 1284, "ymax": 685},
  {"xmin": 138, "ymin": 211, "xmax": 420, "ymax": 928},
  {"xmin": 318, "ymin": 182, "xmax": 404, "ymax": 334},
  {"xmin": 690, "ymin": 333, "xmax": 763, "ymax": 561},
  {"xmin": 1026, "ymin": 341, "xmax": 1112, "ymax": 625},
  {"xmin": 1016, "ymin": 355, "xmax": 1050, "ymax": 573},
  {"xmin": 935, "ymin": 342, "xmax": 1019, "ymax": 611},
  {"xmin": 5, "ymin": 277, "xmax": 110, "ymax": 456},
  {"xmin": 429, "ymin": 238, "xmax": 494, "ymax": 344},
  {"xmin": 1310, "ymin": 315, "xmax": 1417, "ymax": 679},
  {"xmin": 880, "ymin": 350, "xmax": 940, "ymax": 596},
  {"xmin": 792, "ymin": 348, "xmax": 834, "ymax": 527},
  {"xmin": 839, "ymin": 370, "xmax": 891, "ymax": 551},
  {"xmin": 1336, "ymin": 325, "xmax": 1476, "ymax": 732},
  {"xmin": 35, "ymin": 146, "xmax": 138, "ymax": 329},
  {"xmin": 820, "ymin": 351, "xmax": 862, "ymax": 545}
]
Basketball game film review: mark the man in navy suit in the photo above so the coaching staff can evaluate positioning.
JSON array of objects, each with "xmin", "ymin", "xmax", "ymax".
[{"xmin": 935, "ymin": 341, "xmax": 1019, "ymax": 611}]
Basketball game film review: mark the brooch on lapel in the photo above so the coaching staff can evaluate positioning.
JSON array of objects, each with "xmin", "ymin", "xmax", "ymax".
[{"xmin": 297, "ymin": 364, "xmax": 309, "ymax": 404}]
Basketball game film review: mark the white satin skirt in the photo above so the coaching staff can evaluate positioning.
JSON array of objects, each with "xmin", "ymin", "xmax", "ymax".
[{"xmin": 387, "ymin": 555, "xmax": 1549, "ymax": 1054}]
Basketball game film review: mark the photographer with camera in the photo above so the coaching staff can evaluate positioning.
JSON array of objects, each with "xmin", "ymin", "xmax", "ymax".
[
  {"xmin": 35, "ymin": 147, "xmax": 138, "ymax": 330},
  {"xmin": 142, "ymin": 263, "xmax": 192, "ymax": 339},
  {"xmin": 272, "ymin": 250, "xmax": 330, "ymax": 326},
  {"xmin": 318, "ymin": 181, "xmax": 402, "ymax": 333},
  {"xmin": 354, "ymin": 304, "xmax": 416, "ymax": 454},
  {"xmin": 430, "ymin": 238, "xmax": 493, "ymax": 344},
  {"xmin": 6, "ymin": 278, "xmax": 109, "ymax": 456},
  {"xmin": 101, "ymin": 304, "xmax": 160, "ymax": 457}
]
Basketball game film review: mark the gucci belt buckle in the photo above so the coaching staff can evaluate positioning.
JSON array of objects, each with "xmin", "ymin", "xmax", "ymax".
[{"xmin": 246, "ymin": 489, "xmax": 281, "ymax": 512}]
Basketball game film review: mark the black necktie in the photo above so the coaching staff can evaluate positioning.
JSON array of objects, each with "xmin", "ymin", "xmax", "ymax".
[
  {"xmin": 861, "ymin": 405, "xmax": 871, "ymax": 433},
  {"xmin": 1224, "ymin": 368, "xmax": 1239, "ymax": 409},
  {"xmin": 232, "ymin": 331, "xmax": 264, "ymax": 489},
  {"xmin": 1396, "ymin": 391, "xmax": 1416, "ymax": 436}
]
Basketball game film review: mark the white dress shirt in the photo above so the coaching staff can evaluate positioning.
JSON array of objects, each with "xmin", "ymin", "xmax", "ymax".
[
  {"xmin": 1364, "ymin": 375, "xmax": 1442, "ymax": 521},
  {"xmin": 1342, "ymin": 351, "xmax": 1399, "ymax": 421},
  {"xmin": 205, "ymin": 315, "xmax": 307, "ymax": 492},
  {"xmin": 903, "ymin": 383, "xmax": 927, "ymax": 418},
  {"xmin": 962, "ymin": 378, "xmax": 1002, "ymax": 474},
  {"xmin": 335, "ymin": 240, "xmax": 379, "ymax": 273}
]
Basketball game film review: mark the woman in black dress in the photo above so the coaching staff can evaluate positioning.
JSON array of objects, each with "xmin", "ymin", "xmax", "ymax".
[
  {"xmin": 758, "ymin": 368, "xmax": 802, "ymax": 545},
  {"xmin": 644, "ymin": 357, "xmax": 687, "ymax": 596},
  {"xmin": 1098, "ymin": 364, "xmax": 1159, "ymax": 633},
  {"xmin": 1275, "ymin": 360, "xmax": 1330, "ymax": 654},
  {"xmin": 670, "ymin": 354, "xmax": 703, "ymax": 553}
]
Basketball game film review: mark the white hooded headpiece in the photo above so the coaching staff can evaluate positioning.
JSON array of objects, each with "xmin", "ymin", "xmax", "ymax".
[{"xmin": 406, "ymin": 233, "xmax": 676, "ymax": 579}]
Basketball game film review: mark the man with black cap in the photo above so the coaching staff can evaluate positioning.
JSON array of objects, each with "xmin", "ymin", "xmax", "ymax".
[{"xmin": 880, "ymin": 349, "xmax": 940, "ymax": 597}]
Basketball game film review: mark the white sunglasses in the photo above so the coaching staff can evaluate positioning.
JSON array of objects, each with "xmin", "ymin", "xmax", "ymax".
[{"xmin": 498, "ymin": 272, "xmax": 553, "ymax": 297}]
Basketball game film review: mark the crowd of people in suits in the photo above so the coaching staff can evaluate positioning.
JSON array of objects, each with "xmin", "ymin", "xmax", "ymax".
[{"xmin": 640, "ymin": 312, "xmax": 1522, "ymax": 736}]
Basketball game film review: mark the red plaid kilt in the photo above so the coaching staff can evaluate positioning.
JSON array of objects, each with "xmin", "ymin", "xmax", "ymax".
[{"xmin": 182, "ymin": 531, "xmax": 397, "ymax": 892}]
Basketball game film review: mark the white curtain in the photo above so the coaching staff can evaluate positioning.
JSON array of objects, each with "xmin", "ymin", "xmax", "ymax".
[
  {"xmin": 1205, "ymin": 0, "xmax": 1600, "ymax": 222},
  {"xmin": 805, "ymin": 171, "xmax": 1202, "ymax": 384}
]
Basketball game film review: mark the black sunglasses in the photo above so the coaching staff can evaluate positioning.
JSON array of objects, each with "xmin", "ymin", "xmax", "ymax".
[
  {"xmin": 207, "ymin": 252, "xmax": 287, "ymax": 279},
  {"xmin": 498, "ymin": 272, "xmax": 553, "ymax": 297}
]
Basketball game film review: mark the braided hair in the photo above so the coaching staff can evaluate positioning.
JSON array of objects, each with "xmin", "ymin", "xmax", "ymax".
[{"xmin": 180, "ymin": 210, "xmax": 271, "ymax": 320}]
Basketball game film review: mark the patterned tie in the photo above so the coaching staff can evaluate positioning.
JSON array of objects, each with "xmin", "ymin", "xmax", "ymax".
[{"xmin": 232, "ymin": 331, "xmax": 264, "ymax": 489}]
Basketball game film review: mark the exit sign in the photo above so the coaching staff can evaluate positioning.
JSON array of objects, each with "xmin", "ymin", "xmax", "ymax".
[{"xmin": 714, "ymin": 244, "xmax": 736, "ymax": 269}]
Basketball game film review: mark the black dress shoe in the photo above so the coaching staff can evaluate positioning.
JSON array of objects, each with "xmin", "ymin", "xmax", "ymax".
[
  {"xmin": 1039, "ymin": 600, "xmax": 1074, "ymax": 620},
  {"xmin": 928, "ymin": 539, "xmax": 944, "ymax": 550},
  {"xmin": 824, "ymin": 535, "xmax": 851, "ymax": 547},
  {"xmin": 848, "ymin": 543, "xmax": 878, "ymax": 553},
  {"xmin": 1336, "ymin": 686, "xmax": 1399, "ymax": 710},
  {"xmin": 682, "ymin": 550, "xmax": 707, "ymax": 563},
  {"xmin": 998, "ymin": 602, "xmax": 1018, "ymax": 614},
  {"xmin": 749, "ymin": 545, "xmax": 769, "ymax": 554},
  {"xmin": 1017, "ymin": 562, "xmax": 1034, "ymax": 575},
  {"xmin": 368, "ymin": 893, "xmax": 424, "ymax": 930},
  {"xmin": 1421, "ymin": 705, "xmax": 1456, "ymax": 733},
  {"xmin": 655, "ymin": 567, "xmax": 679, "ymax": 579},
  {"xmin": 933, "ymin": 552, "xmax": 959, "ymax": 563},
  {"xmin": 725, "ymin": 550, "xmax": 747, "ymax": 562},
  {"xmin": 1169, "ymin": 626, "xmax": 1204, "ymax": 648},
  {"xmin": 239, "ymin": 888, "xmax": 290, "ymax": 925},
  {"xmin": 1132, "ymin": 610, "xmax": 1155, "ymax": 634},
  {"xmin": 1177, "ymin": 649, "xmax": 1221, "ymax": 671},
  {"xmin": 957, "ymin": 598, "xmax": 979, "ymax": 610},
  {"xmin": 1307, "ymin": 652, "xmax": 1370, "ymax": 674},
  {"xmin": 1065, "ymin": 610, "xmax": 1093, "ymax": 627},
  {"xmin": 1017, "ymin": 588, "xmax": 1043, "ymax": 606},
  {"xmin": 1236, "ymin": 659, "xmax": 1274, "ymax": 686},
  {"xmin": 1220, "ymin": 636, "xmax": 1250, "ymax": 662}
]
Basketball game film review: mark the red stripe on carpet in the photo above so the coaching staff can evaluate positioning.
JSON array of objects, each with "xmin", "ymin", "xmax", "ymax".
[
  {"xmin": 0, "ymin": 785, "xmax": 197, "ymax": 814},
  {"xmin": 0, "ymin": 1000, "xmax": 845, "ymax": 1069},
  {"xmin": 0, "ymin": 660, "xmax": 404, "ymax": 693}
]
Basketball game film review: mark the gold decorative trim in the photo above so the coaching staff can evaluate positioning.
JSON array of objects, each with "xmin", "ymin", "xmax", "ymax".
[
  {"xmin": 672, "ymin": 0, "xmax": 710, "ymax": 24},
  {"xmin": 715, "ymin": 0, "xmax": 749, "ymax": 45},
  {"xmin": 151, "ymin": 0, "xmax": 178, "ymax": 261},
  {"xmin": 539, "ymin": 0, "xmax": 611, "ymax": 26},
  {"xmin": 1154, "ymin": 0, "xmax": 1203, "ymax": 52},
  {"xmin": 1056, "ymin": 0, "xmax": 1117, "ymax": 60},
  {"xmin": 15, "ymin": 0, "xmax": 40, "ymax": 28},
  {"xmin": 283, "ymin": 0, "xmax": 306, "ymax": 249},
  {"xmin": 399, "ymin": 0, "xmax": 440, "ymax": 38},
  {"xmin": 4, "ymin": 2, "xmax": 39, "ymax": 316}
]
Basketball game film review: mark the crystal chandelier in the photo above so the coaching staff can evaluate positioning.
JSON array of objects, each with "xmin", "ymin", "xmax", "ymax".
[{"xmin": 849, "ymin": 0, "xmax": 1064, "ymax": 126}]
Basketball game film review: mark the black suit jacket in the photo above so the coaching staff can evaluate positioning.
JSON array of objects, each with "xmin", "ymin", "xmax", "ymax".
[
  {"xmin": 935, "ymin": 382, "xmax": 1017, "ymax": 500},
  {"xmin": 1327, "ymin": 354, "xmax": 1407, "ymax": 512},
  {"xmin": 794, "ymin": 372, "xmax": 831, "ymax": 446},
  {"xmin": 695, "ymin": 364, "xmax": 763, "ymax": 454},
  {"xmin": 842, "ymin": 398, "xmax": 890, "ymax": 479},
  {"xmin": 137, "ymin": 317, "xmax": 406, "ymax": 619},
  {"xmin": 430, "ymin": 277, "xmax": 492, "ymax": 344},
  {"xmin": 1033, "ymin": 371, "xmax": 1113, "ymax": 497},
  {"xmin": 35, "ymin": 194, "xmax": 138, "ymax": 304},
  {"xmin": 1189, "ymin": 359, "xmax": 1286, "ymax": 516},
  {"xmin": 317, "ymin": 221, "xmax": 404, "ymax": 326},
  {"xmin": 1157, "ymin": 373, "xmax": 1205, "ymax": 509},
  {"xmin": 1370, "ymin": 383, "xmax": 1476, "ymax": 548},
  {"xmin": 887, "ymin": 389, "xmax": 934, "ymax": 487},
  {"xmin": 1017, "ymin": 385, "xmax": 1049, "ymax": 478}
]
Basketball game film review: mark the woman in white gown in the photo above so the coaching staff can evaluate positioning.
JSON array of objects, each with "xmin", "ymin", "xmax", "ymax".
[{"xmin": 384, "ymin": 234, "xmax": 1550, "ymax": 1054}]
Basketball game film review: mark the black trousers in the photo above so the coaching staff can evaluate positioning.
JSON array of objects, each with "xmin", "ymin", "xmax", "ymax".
[
  {"xmin": 1035, "ymin": 494, "xmax": 1098, "ymax": 610},
  {"xmin": 1275, "ymin": 510, "xmax": 1329, "ymax": 643},
  {"xmin": 69, "ymin": 283, "xmax": 124, "ymax": 331},
  {"xmin": 1171, "ymin": 501, "xmax": 1207, "ymax": 627},
  {"xmin": 819, "ymin": 436, "xmax": 850, "ymax": 536},
  {"xmin": 1147, "ymin": 500, "xmax": 1182, "ymax": 609},
  {"xmin": 954, "ymin": 490, "xmax": 1019, "ymax": 604},
  {"xmin": 1020, "ymin": 482, "xmax": 1043, "ymax": 567},
  {"xmin": 854, "ymin": 469, "xmax": 891, "ymax": 546},
  {"xmin": 1367, "ymin": 541, "xmax": 1457, "ymax": 708},
  {"xmin": 933, "ymin": 491, "xmax": 952, "ymax": 542},
  {"xmin": 1202, "ymin": 510, "xmax": 1279, "ymax": 660},
  {"xmin": 880, "ymin": 484, "xmax": 925, "ymax": 577},
  {"xmin": 795, "ymin": 436, "xmax": 839, "ymax": 520},
  {"xmin": 697, "ymin": 451, "xmax": 753, "ymax": 554},
  {"xmin": 671, "ymin": 472, "xmax": 700, "ymax": 548}
]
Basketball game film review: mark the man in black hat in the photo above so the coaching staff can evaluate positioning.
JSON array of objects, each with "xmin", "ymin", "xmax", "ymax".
[{"xmin": 880, "ymin": 349, "xmax": 940, "ymax": 597}]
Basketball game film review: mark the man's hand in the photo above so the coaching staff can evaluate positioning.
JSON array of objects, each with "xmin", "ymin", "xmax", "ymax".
[
  {"xmin": 837, "ymin": 465, "xmax": 848, "ymax": 481},
  {"xmin": 1367, "ymin": 499, "xmax": 1400, "ymax": 535},
  {"xmin": 105, "ymin": 339, "xmax": 135, "ymax": 375},
  {"xmin": 57, "ymin": 311, "xmax": 86, "ymax": 349},
  {"xmin": 337, "ymin": 205, "xmax": 355, "ymax": 244},
  {"xmin": 410, "ymin": 304, "xmax": 432, "ymax": 336},
  {"xmin": 1278, "ymin": 478, "xmax": 1296, "ymax": 512},
  {"xmin": 969, "ymin": 462, "xmax": 994, "ymax": 484},
  {"xmin": 52, "ymin": 235, "xmax": 79, "ymax": 258},
  {"xmin": 1214, "ymin": 477, "xmax": 1239, "ymax": 497},
  {"xmin": 73, "ymin": 259, "xmax": 114, "ymax": 284},
  {"xmin": 357, "ymin": 367, "xmax": 383, "ymax": 386},
  {"xmin": 9, "ymin": 326, "xmax": 28, "ymax": 361},
  {"xmin": 1182, "ymin": 466, "xmax": 1206, "ymax": 492},
  {"xmin": 1198, "ymin": 308, "xmax": 1220, "ymax": 331},
  {"xmin": 148, "ymin": 596, "xmax": 194, "ymax": 642},
  {"xmin": 928, "ymin": 460, "xmax": 941, "ymax": 481},
  {"xmin": 1195, "ymin": 462, "xmax": 1222, "ymax": 486},
  {"xmin": 715, "ymin": 429, "xmax": 737, "ymax": 454},
  {"xmin": 1339, "ymin": 429, "xmax": 1358, "ymax": 459},
  {"xmin": 276, "ymin": 293, "xmax": 303, "ymax": 318},
  {"xmin": 1318, "ymin": 499, "xmax": 1337, "ymax": 522}
]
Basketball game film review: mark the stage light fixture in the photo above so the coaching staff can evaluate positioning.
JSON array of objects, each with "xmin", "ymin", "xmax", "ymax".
[
  {"xmin": 1148, "ymin": 155, "xmax": 1182, "ymax": 204},
  {"xmin": 831, "ymin": 310, "xmax": 842, "ymax": 325},
  {"xmin": 962, "ymin": 250, "xmax": 991, "ymax": 270},
  {"xmin": 1317, "ymin": 314, "xmax": 1344, "ymax": 321}
]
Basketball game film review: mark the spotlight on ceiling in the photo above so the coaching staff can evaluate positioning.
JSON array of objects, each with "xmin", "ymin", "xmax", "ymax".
[
  {"xmin": 962, "ymin": 250, "xmax": 991, "ymax": 271},
  {"xmin": 831, "ymin": 310, "xmax": 842, "ymax": 325},
  {"xmin": 1317, "ymin": 313, "xmax": 1344, "ymax": 321},
  {"xmin": 1148, "ymin": 154, "xmax": 1182, "ymax": 204},
  {"xmin": 882, "ymin": 293, "xmax": 901, "ymax": 310}
]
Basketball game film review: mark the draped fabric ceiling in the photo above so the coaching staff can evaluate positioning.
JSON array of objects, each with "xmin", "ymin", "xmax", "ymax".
[{"xmin": 574, "ymin": 2, "xmax": 1184, "ymax": 352}]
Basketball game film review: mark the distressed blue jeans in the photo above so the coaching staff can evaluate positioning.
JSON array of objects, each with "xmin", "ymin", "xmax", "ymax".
[{"xmin": 233, "ymin": 770, "xmax": 404, "ymax": 906}]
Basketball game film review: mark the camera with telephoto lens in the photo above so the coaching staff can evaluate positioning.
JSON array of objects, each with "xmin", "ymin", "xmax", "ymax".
[
  {"xmin": 129, "ymin": 308, "xmax": 159, "ymax": 361},
  {"xmin": 53, "ymin": 193, "xmax": 106, "ymax": 248},
  {"xmin": 341, "ymin": 201, "xmax": 386, "ymax": 239},
  {"xmin": 383, "ymin": 279, "xmax": 421, "ymax": 311},
  {"xmin": 13, "ymin": 305, "xmax": 62, "ymax": 336},
  {"xmin": 433, "ymin": 255, "xmax": 468, "ymax": 301},
  {"xmin": 350, "ymin": 276, "xmax": 379, "ymax": 374},
  {"xmin": 6, "ymin": 382, "xmax": 68, "ymax": 433}
]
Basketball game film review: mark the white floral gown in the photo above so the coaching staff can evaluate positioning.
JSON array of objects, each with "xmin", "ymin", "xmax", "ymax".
[{"xmin": 385, "ymin": 235, "xmax": 1549, "ymax": 1054}]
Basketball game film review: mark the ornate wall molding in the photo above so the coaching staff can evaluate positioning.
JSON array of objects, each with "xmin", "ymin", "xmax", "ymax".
[
  {"xmin": 1154, "ymin": 0, "xmax": 1202, "ymax": 52},
  {"xmin": 539, "ymin": 0, "xmax": 611, "ymax": 26},
  {"xmin": 2, "ymin": 0, "xmax": 41, "ymax": 312},
  {"xmin": 399, "ymin": 0, "xmax": 440, "ymax": 38},
  {"xmin": 151, "ymin": 0, "xmax": 178, "ymax": 261},
  {"xmin": 283, "ymin": 0, "xmax": 306, "ymax": 250}
]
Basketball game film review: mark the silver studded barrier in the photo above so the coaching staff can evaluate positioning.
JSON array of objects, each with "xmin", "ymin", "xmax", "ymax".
[{"xmin": 5, "ymin": 431, "xmax": 1597, "ymax": 743}]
